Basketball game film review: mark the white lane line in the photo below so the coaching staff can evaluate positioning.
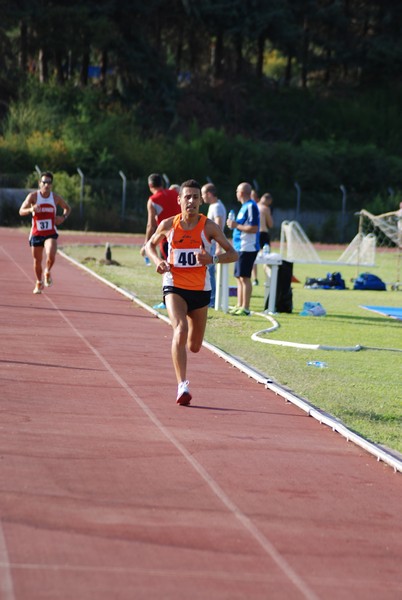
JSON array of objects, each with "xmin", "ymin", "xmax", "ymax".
[
  {"xmin": 44, "ymin": 298, "xmax": 319, "ymax": 600},
  {"xmin": 0, "ymin": 526, "xmax": 16, "ymax": 600},
  {"xmin": 0, "ymin": 247, "xmax": 23, "ymax": 600},
  {"xmin": 0, "ymin": 561, "xmax": 296, "ymax": 582},
  {"xmin": 3, "ymin": 244, "xmax": 319, "ymax": 599},
  {"xmin": 60, "ymin": 250, "xmax": 402, "ymax": 474}
]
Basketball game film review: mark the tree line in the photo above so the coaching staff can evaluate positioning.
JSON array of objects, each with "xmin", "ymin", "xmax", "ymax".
[
  {"xmin": 2, "ymin": 0, "xmax": 402, "ymax": 103},
  {"xmin": 1, "ymin": 0, "xmax": 402, "ymax": 236}
]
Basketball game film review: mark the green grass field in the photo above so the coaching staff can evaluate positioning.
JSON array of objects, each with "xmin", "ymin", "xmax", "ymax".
[{"xmin": 61, "ymin": 240, "xmax": 402, "ymax": 454}]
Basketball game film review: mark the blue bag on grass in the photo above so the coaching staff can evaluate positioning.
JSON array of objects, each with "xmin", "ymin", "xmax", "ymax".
[{"xmin": 353, "ymin": 273, "xmax": 386, "ymax": 291}]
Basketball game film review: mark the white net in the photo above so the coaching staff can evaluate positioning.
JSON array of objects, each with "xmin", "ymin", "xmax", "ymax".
[
  {"xmin": 358, "ymin": 209, "xmax": 402, "ymax": 287},
  {"xmin": 280, "ymin": 221, "xmax": 321, "ymax": 263},
  {"xmin": 358, "ymin": 209, "xmax": 402, "ymax": 249},
  {"xmin": 279, "ymin": 220, "xmax": 376, "ymax": 266},
  {"xmin": 337, "ymin": 233, "xmax": 376, "ymax": 266}
]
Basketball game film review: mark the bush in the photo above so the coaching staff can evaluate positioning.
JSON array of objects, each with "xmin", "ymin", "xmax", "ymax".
[{"xmin": 3, "ymin": 79, "xmax": 402, "ymax": 223}]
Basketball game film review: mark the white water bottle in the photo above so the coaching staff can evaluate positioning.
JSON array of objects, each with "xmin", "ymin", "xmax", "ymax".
[
  {"xmin": 263, "ymin": 243, "xmax": 270, "ymax": 256},
  {"xmin": 228, "ymin": 210, "xmax": 235, "ymax": 229}
]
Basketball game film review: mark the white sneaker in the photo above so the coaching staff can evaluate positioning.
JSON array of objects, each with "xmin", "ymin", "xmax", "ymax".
[
  {"xmin": 44, "ymin": 271, "xmax": 53, "ymax": 287},
  {"xmin": 309, "ymin": 303, "xmax": 326, "ymax": 316},
  {"xmin": 176, "ymin": 380, "xmax": 192, "ymax": 405},
  {"xmin": 33, "ymin": 281, "xmax": 44, "ymax": 294}
]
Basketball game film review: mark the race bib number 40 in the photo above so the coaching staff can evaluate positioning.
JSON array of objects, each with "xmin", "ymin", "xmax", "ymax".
[
  {"xmin": 172, "ymin": 248, "xmax": 202, "ymax": 268},
  {"xmin": 37, "ymin": 219, "xmax": 52, "ymax": 231}
]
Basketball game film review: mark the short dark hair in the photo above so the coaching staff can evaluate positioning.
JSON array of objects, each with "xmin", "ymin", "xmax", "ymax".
[
  {"xmin": 261, "ymin": 193, "xmax": 273, "ymax": 204},
  {"xmin": 180, "ymin": 179, "xmax": 201, "ymax": 194},
  {"xmin": 148, "ymin": 173, "xmax": 163, "ymax": 188},
  {"xmin": 40, "ymin": 171, "xmax": 53, "ymax": 182},
  {"xmin": 202, "ymin": 183, "xmax": 217, "ymax": 196}
]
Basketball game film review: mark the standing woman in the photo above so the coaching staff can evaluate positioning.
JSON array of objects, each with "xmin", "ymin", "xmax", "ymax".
[{"xmin": 19, "ymin": 171, "xmax": 71, "ymax": 294}]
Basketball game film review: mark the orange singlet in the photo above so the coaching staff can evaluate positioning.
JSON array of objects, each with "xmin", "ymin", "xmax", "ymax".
[{"xmin": 163, "ymin": 214, "xmax": 212, "ymax": 291}]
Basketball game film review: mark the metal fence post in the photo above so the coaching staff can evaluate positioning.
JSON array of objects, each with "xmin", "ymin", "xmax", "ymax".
[
  {"xmin": 340, "ymin": 184, "xmax": 347, "ymax": 242},
  {"xmin": 294, "ymin": 182, "xmax": 301, "ymax": 221},
  {"xmin": 77, "ymin": 168, "xmax": 84, "ymax": 222},
  {"xmin": 119, "ymin": 170, "xmax": 127, "ymax": 219}
]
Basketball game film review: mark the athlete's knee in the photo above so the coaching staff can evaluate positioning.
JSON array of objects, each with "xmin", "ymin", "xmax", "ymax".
[
  {"xmin": 173, "ymin": 321, "xmax": 188, "ymax": 344},
  {"xmin": 188, "ymin": 339, "xmax": 202, "ymax": 353}
]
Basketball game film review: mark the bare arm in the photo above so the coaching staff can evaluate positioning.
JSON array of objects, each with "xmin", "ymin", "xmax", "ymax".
[
  {"xmin": 55, "ymin": 194, "xmax": 71, "ymax": 225},
  {"xmin": 226, "ymin": 214, "xmax": 258, "ymax": 234},
  {"xmin": 213, "ymin": 214, "xmax": 224, "ymax": 230},
  {"xmin": 227, "ymin": 221, "xmax": 258, "ymax": 234},
  {"xmin": 141, "ymin": 199, "xmax": 157, "ymax": 256},
  {"xmin": 212, "ymin": 213, "xmax": 225, "ymax": 253},
  {"xmin": 197, "ymin": 220, "xmax": 238, "ymax": 266},
  {"xmin": 145, "ymin": 217, "xmax": 174, "ymax": 273},
  {"xmin": 264, "ymin": 206, "xmax": 273, "ymax": 229},
  {"xmin": 19, "ymin": 192, "xmax": 36, "ymax": 217}
]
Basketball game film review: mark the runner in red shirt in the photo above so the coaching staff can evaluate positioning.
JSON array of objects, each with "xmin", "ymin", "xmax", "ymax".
[
  {"xmin": 19, "ymin": 171, "xmax": 71, "ymax": 294},
  {"xmin": 140, "ymin": 173, "xmax": 180, "ymax": 260}
]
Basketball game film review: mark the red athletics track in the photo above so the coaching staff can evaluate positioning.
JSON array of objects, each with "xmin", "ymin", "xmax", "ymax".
[{"xmin": 1, "ymin": 227, "xmax": 402, "ymax": 600}]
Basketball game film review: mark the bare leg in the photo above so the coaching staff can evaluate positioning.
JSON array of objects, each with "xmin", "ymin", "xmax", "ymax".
[
  {"xmin": 44, "ymin": 238, "xmax": 57, "ymax": 274},
  {"xmin": 187, "ymin": 305, "xmax": 208, "ymax": 354},
  {"xmin": 252, "ymin": 263, "xmax": 258, "ymax": 282},
  {"xmin": 31, "ymin": 246, "xmax": 44, "ymax": 282},
  {"xmin": 165, "ymin": 294, "xmax": 190, "ymax": 384},
  {"xmin": 236, "ymin": 278, "xmax": 243, "ymax": 307},
  {"xmin": 239, "ymin": 276, "xmax": 252, "ymax": 310}
]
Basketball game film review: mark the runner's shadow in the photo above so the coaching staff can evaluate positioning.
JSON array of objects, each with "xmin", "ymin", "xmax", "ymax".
[
  {"xmin": 188, "ymin": 405, "xmax": 307, "ymax": 417},
  {"xmin": 0, "ymin": 358, "xmax": 103, "ymax": 371},
  {"xmin": 0, "ymin": 303, "xmax": 151, "ymax": 320}
]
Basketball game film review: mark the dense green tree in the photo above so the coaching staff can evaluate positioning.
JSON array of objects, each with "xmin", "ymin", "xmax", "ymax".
[
  {"xmin": 2, "ymin": 0, "xmax": 402, "ymax": 231},
  {"xmin": 2, "ymin": 0, "xmax": 402, "ymax": 92}
]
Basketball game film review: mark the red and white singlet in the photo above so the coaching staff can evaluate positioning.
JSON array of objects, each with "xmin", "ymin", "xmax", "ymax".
[{"xmin": 30, "ymin": 191, "xmax": 58, "ymax": 238}]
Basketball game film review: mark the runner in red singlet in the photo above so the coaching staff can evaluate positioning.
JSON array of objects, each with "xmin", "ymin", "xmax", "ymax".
[
  {"xmin": 140, "ymin": 173, "xmax": 180, "ymax": 261},
  {"xmin": 145, "ymin": 179, "xmax": 238, "ymax": 406},
  {"xmin": 19, "ymin": 171, "xmax": 71, "ymax": 294}
]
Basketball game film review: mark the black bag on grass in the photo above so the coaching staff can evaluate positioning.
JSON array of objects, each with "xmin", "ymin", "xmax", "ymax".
[{"xmin": 305, "ymin": 271, "xmax": 346, "ymax": 290}]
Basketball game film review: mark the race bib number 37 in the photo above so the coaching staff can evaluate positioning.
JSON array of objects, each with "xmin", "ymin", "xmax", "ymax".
[
  {"xmin": 37, "ymin": 219, "xmax": 52, "ymax": 231},
  {"xmin": 172, "ymin": 248, "xmax": 201, "ymax": 268}
]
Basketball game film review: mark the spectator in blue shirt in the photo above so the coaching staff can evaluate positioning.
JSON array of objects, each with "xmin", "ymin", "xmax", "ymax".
[{"xmin": 226, "ymin": 182, "xmax": 259, "ymax": 316}]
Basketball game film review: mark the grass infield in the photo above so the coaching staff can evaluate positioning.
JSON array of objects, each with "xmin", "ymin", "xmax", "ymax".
[{"xmin": 62, "ymin": 239, "xmax": 402, "ymax": 455}]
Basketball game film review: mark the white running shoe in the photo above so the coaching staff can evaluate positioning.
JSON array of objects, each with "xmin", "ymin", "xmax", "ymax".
[
  {"xmin": 44, "ymin": 271, "xmax": 53, "ymax": 287},
  {"xmin": 176, "ymin": 380, "xmax": 192, "ymax": 405},
  {"xmin": 33, "ymin": 281, "xmax": 44, "ymax": 294}
]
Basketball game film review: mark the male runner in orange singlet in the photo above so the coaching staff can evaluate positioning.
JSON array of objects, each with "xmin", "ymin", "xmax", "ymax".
[{"xmin": 145, "ymin": 179, "xmax": 238, "ymax": 405}]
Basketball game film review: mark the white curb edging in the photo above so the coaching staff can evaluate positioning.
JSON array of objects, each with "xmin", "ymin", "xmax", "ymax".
[{"xmin": 60, "ymin": 250, "xmax": 402, "ymax": 474}]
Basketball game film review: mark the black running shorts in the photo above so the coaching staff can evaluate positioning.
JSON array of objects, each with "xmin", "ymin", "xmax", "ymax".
[
  {"xmin": 163, "ymin": 286, "xmax": 211, "ymax": 312},
  {"xmin": 29, "ymin": 233, "xmax": 58, "ymax": 247}
]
